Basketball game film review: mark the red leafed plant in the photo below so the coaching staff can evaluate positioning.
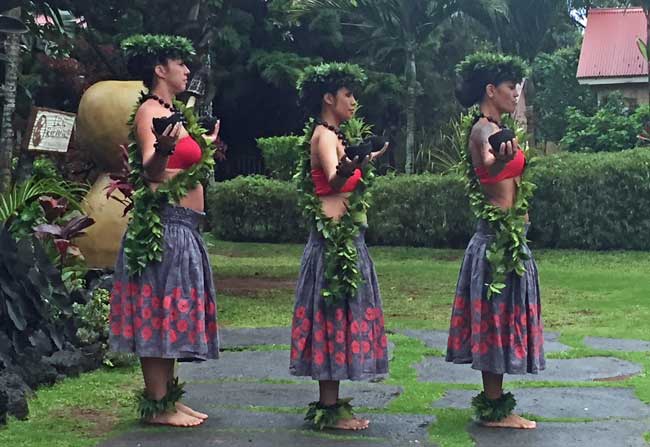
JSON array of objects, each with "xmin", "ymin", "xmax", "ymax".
[
  {"xmin": 105, "ymin": 144, "xmax": 135, "ymax": 216},
  {"xmin": 33, "ymin": 197, "xmax": 95, "ymax": 265}
]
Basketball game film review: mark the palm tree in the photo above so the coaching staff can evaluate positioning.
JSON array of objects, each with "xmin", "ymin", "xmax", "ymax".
[
  {"xmin": 293, "ymin": 0, "xmax": 508, "ymax": 173},
  {"xmin": 0, "ymin": 7, "xmax": 27, "ymax": 193}
]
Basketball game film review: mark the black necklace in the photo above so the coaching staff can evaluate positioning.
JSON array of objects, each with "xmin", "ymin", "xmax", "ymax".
[
  {"xmin": 144, "ymin": 93, "xmax": 179, "ymax": 113},
  {"xmin": 316, "ymin": 119, "xmax": 349, "ymax": 148},
  {"xmin": 479, "ymin": 113, "xmax": 504, "ymax": 129}
]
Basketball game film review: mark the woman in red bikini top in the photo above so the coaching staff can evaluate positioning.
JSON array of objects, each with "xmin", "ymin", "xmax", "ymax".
[
  {"xmin": 133, "ymin": 64, "xmax": 220, "ymax": 213},
  {"xmin": 466, "ymin": 83, "xmax": 525, "ymax": 212},
  {"xmin": 309, "ymin": 88, "xmax": 387, "ymax": 220}
]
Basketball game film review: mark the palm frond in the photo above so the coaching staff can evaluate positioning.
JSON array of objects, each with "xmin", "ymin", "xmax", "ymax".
[{"xmin": 0, "ymin": 178, "xmax": 88, "ymax": 224}]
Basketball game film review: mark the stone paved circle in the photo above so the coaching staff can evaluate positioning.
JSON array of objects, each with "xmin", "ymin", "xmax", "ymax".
[
  {"xmin": 468, "ymin": 419, "xmax": 649, "ymax": 447},
  {"xmin": 183, "ymin": 382, "xmax": 402, "ymax": 409},
  {"xmin": 583, "ymin": 336, "xmax": 650, "ymax": 353},
  {"xmin": 431, "ymin": 387, "xmax": 650, "ymax": 419},
  {"xmin": 415, "ymin": 356, "xmax": 643, "ymax": 384}
]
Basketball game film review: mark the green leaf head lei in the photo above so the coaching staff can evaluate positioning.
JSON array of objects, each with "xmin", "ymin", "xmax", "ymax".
[
  {"xmin": 295, "ymin": 63, "xmax": 374, "ymax": 304},
  {"xmin": 297, "ymin": 62, "xmax": 368, "ymax": 116},
  {"xmin": 121, "ymin": 34, "xmax": 196, "ymax": 62},
  {"xmin": 455, "ymin": 52, "xmax": 527, "ymax": 108},
  {"xmin": 455, "ymin": 52, "xmax": 535, "ymax": 298}
]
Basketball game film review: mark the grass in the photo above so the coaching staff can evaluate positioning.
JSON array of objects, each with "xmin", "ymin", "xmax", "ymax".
[{"xmin": 2, "ymin": 236, "xmax": 650, "ymax": 446}]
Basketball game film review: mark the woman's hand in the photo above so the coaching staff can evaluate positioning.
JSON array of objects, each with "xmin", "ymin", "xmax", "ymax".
[
  {"xmin": 338, "ymin": 153, "xmax": 371, "ymax": 176},
  {"xmin": 151, "ymin": 121, "xmax": 182, "ymax": 155},
  {"xmin": 490, "ymin": 137, "xmax": 518, "ymax": 162},
  {"xmin": 204, "ymin": 119, "xmax": 221, "ymax": 145}
]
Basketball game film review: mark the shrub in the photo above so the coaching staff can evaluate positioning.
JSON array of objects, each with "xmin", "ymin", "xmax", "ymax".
[
  {"xmin": 528, "ymin": 147, "xmax": 650, "ymax": 250},
  {"xmin": 72, "ymin": 287, "xmax": 135, "ymax": 367},
  {"xmin": 256, "ymin": 135, "xmax": 303, "ymax": 181},
  {"xmin": 560, "ymin": 97, "xmax": 649, "ymax": 153},
  {"xmin": 206, "ymin": 175, "xmax": 307, "ymax": 243},
  {"xmin": 208, "ymin": 147, "xmax": 650, "ymax": 250},
  {"xmin": 207, "ymin": 173, "xmax": 474, "ymax": 247},
  {"xmin": 366, "ymin": 174, "xmax": 473, "ymax": 247}
]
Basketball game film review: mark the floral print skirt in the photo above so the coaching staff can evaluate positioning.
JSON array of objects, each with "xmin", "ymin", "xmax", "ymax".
[
  {"xmin": 445, "ymin": 220, "xmax": 545, "ymax": 375},
  {"xmin": 109, "ymin": 205, "xmax": 219, "ymax": 361},
  {"xmin": 289, "ymin": 230, "xmax": 388, "ymax": 381}
]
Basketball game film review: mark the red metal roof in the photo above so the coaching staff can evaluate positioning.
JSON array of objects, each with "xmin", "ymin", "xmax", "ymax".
[{"xmin": 577, "ymin": 8, "xmax": 647, "ymax": 79}]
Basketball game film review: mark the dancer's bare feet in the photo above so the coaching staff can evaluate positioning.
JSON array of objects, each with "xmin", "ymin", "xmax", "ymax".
[
  {"xmin": 328, "ymin": 417, "xmax": 370, "ymax": 430},
  {"xmin": 481, "ymin": 414, "xmax": 536, "ymax": 429},
  {"xmin": 176, "ymin": 402, "xmax": 209, "ymax": 420},
  {"xmin": 145, "ymin": 410, "xmax": 204, "ymax": 427}
]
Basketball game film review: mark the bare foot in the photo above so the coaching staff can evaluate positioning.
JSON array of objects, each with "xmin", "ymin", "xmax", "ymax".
[
  {"xmin": 481, "ymin": 414, "xmax": 537, "ymax": 429},
  {"xmin": 328, "ymin": 417, "xmax": 370, "ymax": 430},
  {"xmin": 145, "ymin": 410, "xmax": 204, "ymax": 427},
  {"xmin": 176, "ymin": 402, "xmax": 209, "ymax": 420}
]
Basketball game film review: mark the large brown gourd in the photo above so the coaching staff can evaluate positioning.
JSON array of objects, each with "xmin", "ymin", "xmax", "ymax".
[{"xmin": 75, "ymin": 81, "xmax": 144, "ymax": 268}]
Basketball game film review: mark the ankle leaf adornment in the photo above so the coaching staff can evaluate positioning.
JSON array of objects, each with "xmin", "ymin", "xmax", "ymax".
[
  {"xmin": 471, "ymin": 391, "xmax": 516, "ymax": 422},
  {"xmin": 305, "ymin": 398, "xmax": 355, "ymax": 430},
  {"xmin": 137, "ymin": 377, "xmax": 186, "ymax": 421}
]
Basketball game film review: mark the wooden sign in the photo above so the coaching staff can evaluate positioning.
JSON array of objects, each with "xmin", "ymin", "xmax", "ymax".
[{"xmin": 24, "ymin": 107, "xmax": 76, "ymax": 153}]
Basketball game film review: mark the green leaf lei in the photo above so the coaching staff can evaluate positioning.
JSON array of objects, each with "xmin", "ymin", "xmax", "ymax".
[
  {"xmin": 295, "ymin": 118, "xmax": 374, "ymax": 304},
  {"xmin": 124, "ymin": 92, "xmax": 215, "ymax": 276},
  {"xmin": 460, "ymin": 110, "xmax": 536, "ymax": 297}
]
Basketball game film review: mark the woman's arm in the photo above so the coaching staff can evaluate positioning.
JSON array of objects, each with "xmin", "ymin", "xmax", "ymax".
[
  {"xmin": 470, "ymin": 120, "xmax": 517, "ymax": 177},
  {"xmin": 134, "ymin": 105, "xmax": 180, "ymax": 181},
  {"xmin": 314, "ymin": 131, "xmax": 364, "ymax": 192}
]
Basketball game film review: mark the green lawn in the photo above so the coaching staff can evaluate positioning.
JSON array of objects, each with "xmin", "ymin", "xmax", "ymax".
[{"xmin": 1, "ymin": 236, "xmax": 649, "ymax": 447}]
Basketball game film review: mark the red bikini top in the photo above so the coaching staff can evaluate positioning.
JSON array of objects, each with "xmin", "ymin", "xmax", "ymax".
[
  {"xmin": 474, "ymin": 149, "xmax": 526, "ymax": 185},
  {"xmin": 311, "ymin": 168, "xmax": 362, "ymax": 196},
  {"xmin": 166, "ymin": 136, "xmax": 202, "ymax": 170}
]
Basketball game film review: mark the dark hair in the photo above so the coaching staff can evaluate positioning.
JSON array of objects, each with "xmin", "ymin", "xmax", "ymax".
[
  {"xmin": 454, "ymin": 52, "xmax": 527, "ymax": 108},
  {"xmin": 126, "ymin": 54, "xmax": 170, "ymax": 89},
  {"xmin": 121, "ymin": 34, "xmax": 195, "ymax": 89},
  {"xmin": 297, "ymin": 63, "xmax": 367, "ymax": 116}
]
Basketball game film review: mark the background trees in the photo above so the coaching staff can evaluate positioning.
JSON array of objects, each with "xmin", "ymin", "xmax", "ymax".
[{"xmin": 1, "ymin": 0, "xmax": 646, "ymax": 179}]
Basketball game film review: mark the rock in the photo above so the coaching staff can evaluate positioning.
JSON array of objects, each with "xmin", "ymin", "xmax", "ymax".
[
  {"xmin": 0, "ymin": 372, "xmax": 30, "ymax": 420},
  {"xmin": 0, "ymin": 388, "xmax": 7, "ymax": 426},
  {"xmin": 10, "ymin": 349, "xmax": 58, "ymax": 388},
  {"xmin": 43, "ymin": 349, "xmax": 85, "ymax": 377}
]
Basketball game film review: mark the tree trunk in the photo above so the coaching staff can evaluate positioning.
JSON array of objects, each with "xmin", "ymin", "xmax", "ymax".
[
  {"xmin": 404, "ymin": 47, "xmax": 417, "ymax": 175},
  {"xmin": 0, "ymin": 32, "xmax": 20, "ymax": 193},
  {"xmin": 646, "ymin": 9, "xmax": 650, "ymax": 106}
]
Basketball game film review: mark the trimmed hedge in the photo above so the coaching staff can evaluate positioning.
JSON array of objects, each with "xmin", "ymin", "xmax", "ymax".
[
  {"xmin": 206, "ymin": 175, "xmax": 307, "ymax": 243},
  {"xmin": 207, "ymin": 147, "xmax": 650, "ymax": 250},
  {"xmin": 528, "ymin": 147, "xmax": 650, "ymax": 250},
  {"xmin": 366, "ymin": 174, "xmax": 473, "ymax": 247}
]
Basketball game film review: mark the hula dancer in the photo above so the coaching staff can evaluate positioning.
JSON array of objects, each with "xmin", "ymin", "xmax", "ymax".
[
  {"xmin": 445, "ymin": 52, "xmax": 544, "ymax": 429},
  {"xmin": 290, "ymin": 63, "xmax": 389, "ymax": 430},
  {"xmin": 109, "ymin": 34, "xmax": 220, "ymax": 427}
]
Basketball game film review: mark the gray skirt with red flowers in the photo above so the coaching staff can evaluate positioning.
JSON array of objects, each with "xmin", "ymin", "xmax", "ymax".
[
  {"xmin": 445, "ymin": 220, "xmax": 545, "ymax": 375},
  {"xmin": 109, "ymin": 205, "xmax": 219, "ymax": 361},
  {"xmin": 289, "ymin": 229, "xmax": 389, "ymax": 381}
]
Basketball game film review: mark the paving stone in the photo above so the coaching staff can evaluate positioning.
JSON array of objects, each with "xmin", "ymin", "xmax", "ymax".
[
  {"xmin": 98, "ymin": 409, "xmax": 437, "ymax": 447},
  {"xmin": 583, "ymin": 336, "xmax": 650, "ymax": 352},
  {"xmin": 183, "ymin": 382, "xmax": 402, "ymax": 409},
  {"xmin": 399, "ymin": 329, "xmax": 571, "ymax": 353},
  {"xmin": 200, "ymin": 408, "xmax": 436, "ymax": 445},
  {"xmin": 220, "ymin": 327, "xmax": 291, "ymax": 349},
  {"xmin": 468, "ymin": 419, "xmax": 649, "ymax": 447},
  {"xmin": 431, "ymin": 387, "xmax": 650, "ymax": 419},
  {"xmin": 179, "ymin": 350, "xmax": 300, "ymax": 382},
  {"xmin": 415, "ymin": 356, "xmax": 643, "ymax": 384},
  {"xmin": 98, "ymin": 429, "xmax": 397, "ymax": 447}
]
